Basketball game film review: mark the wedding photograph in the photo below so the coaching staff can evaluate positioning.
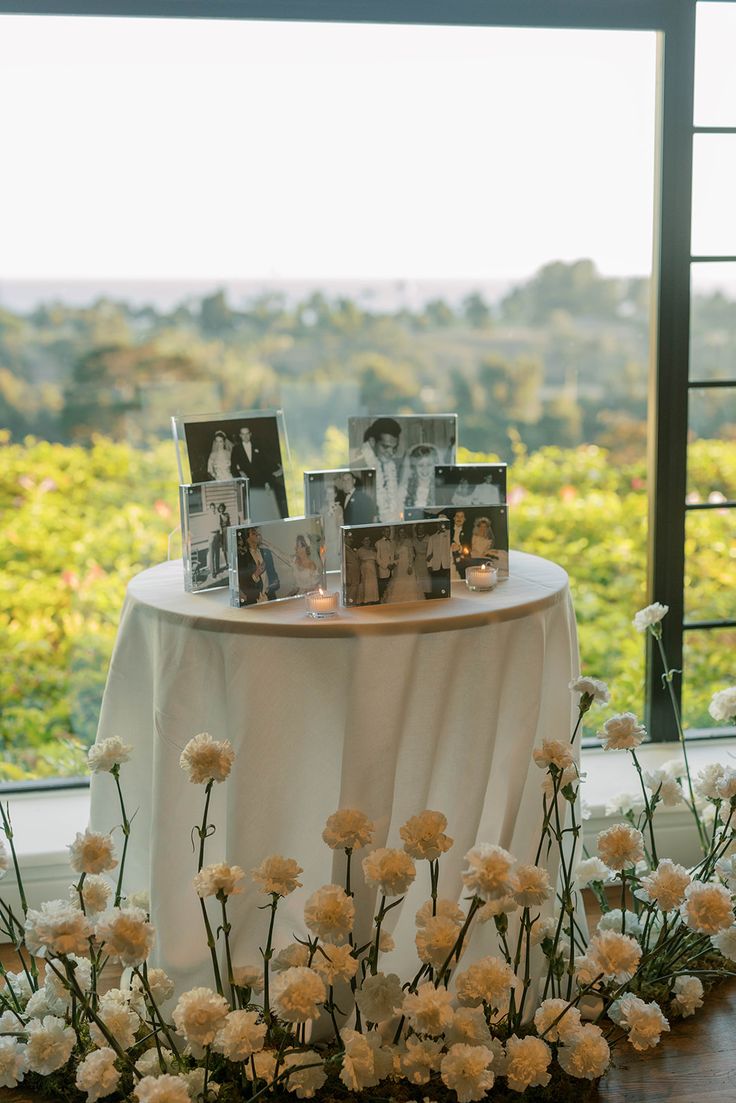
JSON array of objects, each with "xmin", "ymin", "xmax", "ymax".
[
  {"xmin": 304, "ymin": 468, "xmax": 378, "ymax": 570},
  {"xmin": 172, "ymin": 410, "xmax": 289, "ymax": 521},
  {"xmin": 341, "ymin": 519, "xmax": 451, "ymax": 607},
  {"xmin": 434, "ymin": 463, "xmax": 507, "ymax": 507},
  {"xmin": 180, "ymin": 477, "xmax": 249, "ymax": 592},
  {"xmin": 228, "ymin": 515, "xmax": 325, "ymax": 607},
  {"xmin": 405, "ymin": 504, "xmax": 510, "ymax": 580},
  {"xmin": 347, "ymin": 414, "xmax": 458, "ymax": 521}
]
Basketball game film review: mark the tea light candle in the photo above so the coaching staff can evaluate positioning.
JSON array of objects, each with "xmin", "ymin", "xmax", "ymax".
[
  {"xmin": 305, "ymin": 588, "xmax": 339, "ymax": 618},
  {"xmin": 465, "ymin": 564, "xmax": 498, "ymax": 591}
]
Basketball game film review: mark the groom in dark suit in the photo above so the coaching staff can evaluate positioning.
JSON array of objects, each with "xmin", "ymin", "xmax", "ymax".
[
  {"xmin": 230, "ymin": 425, "xmax": 287, "ymax": 517},
  {"xmin": 236, "ymin": 526, "xmax": 280, "ymax": 605},
  {"xmin": 341, "ymin": 471, "xmax": 377, "ymax": 526}
]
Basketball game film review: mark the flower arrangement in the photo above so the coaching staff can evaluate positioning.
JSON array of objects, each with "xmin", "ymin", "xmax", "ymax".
[{"xmin": 1, "ymin": 606, "xmax": 735, "ymax": 1102}]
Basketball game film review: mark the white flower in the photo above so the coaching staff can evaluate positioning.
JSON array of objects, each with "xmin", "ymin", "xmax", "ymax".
[
  {"xmin": 402, "ymin": 981, "xmax": 455, "ymax": 1035},
  {"xmin": 709, "ymin": 687, "xmax": 736, "ymax": 724},
  {"xmin": 213, "ymin": 1009, "xmax": 266, "ymax": 1060},
  {"xmin": 0, "ymin": 1010, "xmax": 24, "ymax": 1034},
  {"xmin": 541, "ymin": 765, "xmax": 582, "ymax": 800},
  {"xmin": 312, "ymin": 943, "xmax": 358, "ymax": 985},
  {"xmin": 633, "ymin": 603, "xmax": 668, "ymax": 632},
  {"xmin": 415, "ymin": 915, "xmax": 462, "ymax": 968},
  {"xmin": 303, "ymin": 884, "xmax": 355, "ymax": 941},
  {"xmin": 284, "ymin": 1050, "xmax": 327, "ymax": 1098},
  {"xmin": 477, "ymin": 896, "xmax": 519, "ymax": 922},
  {"xmin": 530, "ymin": 914, "xmax": 558, "ymax": 946},
  {"xmin": 596, "ymin": 909, "xmax": 643, "ymax": 939},
  {"xmin": 513, "ymin": 864, "xmax": 552, "ymax": 907},
  {"xmin": 504, "ymin": 1034, "xmax": 551, "ymax": 1092},
  {"xmin": 557, "ymin": 1024, "xmax": 610, "ymax": 1079},
  {"xmin": 69, "ymin": 829, "xmax": 118, "ymax": 876},
  {"xmin": 180, "ymin": 1067, "xmax": 221, "ymax": 1100},
  {"xmin": 0, "ymin": 1036, "xmax": 28, "ymax": 1089},
  {"xmin": 193, "ymin": 862, "xmax": 245, "ymax": 899},
  {"xmin": 71, "ymin": 875, "xmax": 113, "ymax": 916},
  {"xmin": 532, "ymin": 739, "xmax": 575, "ymax": 771},
  {"xmin": 126, "ymin": 890, "xmax": 150, "ymax": 912},
  {"xmin": 609, "ymin": 995, "xmax": 669, "ymax": 1051},
  {"xmin": 340, "ymin": 1029, "xmax": 392, "ymax": 1091},
  {"xmin": 3, "ymin": 970, "xmax": 32, "ymax": 1008},
  {"xmin": 0, "ymin": 838, "xmax": 10, "ymax": 876},
  {"xmin": 415, "ymin": 898, "xmax": 465, "ymax": 927},
  {"xmin": 716, "ymin": 855, "xmax": 736, "ymax": 892},
  {"xmin": 252, "ymin": 855, "xmax": 303, "ymax": 897},
  {"xmin": 87, "ymin": 736, "xmax": 132, "ymax": 773},
  {"xmin": 272, "ymin": 943, "xmax": 310, "ymax": 972},
  {"xmin": 597, "ymin": 823, "xmax": 644, "ymax": 870},
  {"xmin": 574, "ymin": 953, "xmax": 603, "ymax": 987},
  {"xmin": 643, "ymin": 767, "xmax": 684, "ymax": 806},
  {"xmin": 172, "ymin": 987, "xmax": 229, "ymax": 1046},
  {"xmin": 587, "ymin": 930, "xmax": 642, "ymax": 982},
  {"xmin": 673, "ymin": 975, "xmax": 704, "ymax": 1017},
  {"xmin": 24, "ymin": 989, "xmax": 55, "ymax": 1019},
  {"xmin": 24, "ymin": 899, "xmax": 92, "ymax": 957},
  {"xmin": 179, "ymin": 733, "xmax": 234, "ymax": 784},
  {"xmin": 455, "ymin": 956, "xmax": 517, "ymax": 1010},
  {"xmin": 231, "ymin": 964, "xmax": 264, "ymax": 993},
  {"xmin": 462, "ymin": 844, "xmax": 516, "ymax": 901},
  {"xmin": 354, "ymin": 972, "xmax": 404, "ymax": 1023},
  {"xmin": 44, "ymin": 953, "xmax": 92, "ymax": 1009},
  {"xmin": 695, "ymin": 763, "xmax": 727, "ymax": 801},
  {"xmin": 401, "ymin": 1037, "xmax": 443, "ymax": 1085},
  {"xmin": 712, "ymin": 924, "xmax": 736, "ymax": 962},
  {"xmin": 271, "ymin": 967, "xmax": 326, "ymax": 1022},
  {"xmin": 89, "ymin": 1001, "xmax": 140, "ymax": 1050},
  {"xmin": 95, "ymin": 907, "xmax": 154, "ymax": 966},
  {"xmin": 75, "ymin": 1047, "xmax": 120, "ymax": 1101},
  {"xmin": 569, "ymin": 676, "xmax": 610, "ymax": 705},
  {"xmin": 605, "ymin": 790, "xmax": 645, "ymax": 817},
  {"xmin": 717, "ymin": 767, "xmax": 736, "ymax": 801},
  {"xmin": 132, "ymin": 967, "xmax": 175, "ymax": 1005},
  {"xmin": 533, "ymin": 998, "xmax": 583, "ymax": 1043},
  {"xmin": 446, "ymin": 1006, "xmax": 492, "ymax": 1048},
  {"xmin": 322, "ymin": 809, "xmax": 374, "ymax": 851},
  {"xmin": 136, "ymin": 1048, "xmax": 174, "ymax": 1078},
  {"xmin": 597, "ymin": 712, "xmax": 646, "ymax": 751},
  {"xmin": 25, "ymin": 1015, "xmax": 75, "ymax": 1075},
  {"xmin": 400, "ymin": 810, "xmax": 453, "ymax": 861},
  {"xmin": 681, "ymin": 881, "xmax": 734, "ymax": 933},
  {"xmin": 244, "ymin": 1051, "xmax": 276, "ymax": 1085},
  {"xmin": 134, "ymin": 1074, "xmax": 191, "ymax": 1102},
  {"xmin": 574, "ymin": 857, "xmax": 614, "ymax": 889},
  {"xmin": 440, "ymin": 1044, "xmax": 494, "ymax": 1102},
  {"xmin": 639, "ymin": 858, "xmax": 691, "ymax": 912},
  {"xmin": 379, "ymin": 930, "xmax": 395, "ymax": 953},
  {"xmin": 362, "ymin": 848, "xmax": 416, "ymax": 896}
]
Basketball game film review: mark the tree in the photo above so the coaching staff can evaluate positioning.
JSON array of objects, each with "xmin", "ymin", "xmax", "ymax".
[{"xmin": 461, "ymin": 292, "xmax": 492, "ymax": 329}]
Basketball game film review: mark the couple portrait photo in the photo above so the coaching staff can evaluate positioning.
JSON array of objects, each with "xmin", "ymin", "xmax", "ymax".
[
  {"xmin": 174, "ymin": 411, "xmax": 289, "ymax": 522},
  {"xmin": 180, "ymin": 478, "xmax": 247, "ymax": 593},
  {"xmin": 304, "ymin": 468, "xmax": 378, "ymax": 570},
  {"xmin": 230, "ymin": 516, "xmax": 325, "ymax": 607},
  {"xmin": 435, "ymin": 463, "xmax": 507, "ymax": 507},
  {"xmin": 405, "ymin": 504, "xmax": 510, "ymax": 579},
  {"xmin": 342, "ymin": 520, "xmax": 451, "ymax": 607},
  {"xmin": 347, "ymin": 415, "xmax": 457, "ymax": 522}
]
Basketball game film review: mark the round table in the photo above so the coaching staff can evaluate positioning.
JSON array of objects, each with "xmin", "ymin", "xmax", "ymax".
[{"xmin": 90, "ymin": 552, "xmax": 579, "ymax": 996}]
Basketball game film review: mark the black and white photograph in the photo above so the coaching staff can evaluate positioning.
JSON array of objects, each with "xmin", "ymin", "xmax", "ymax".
[
  {"xmin": 341, "ymin": 519, "xmax": 451, "ymax": 607},
  {"xmin": 405, "ymin": 504, "xmax": 510, "ymax": 580},
  {"xmin": 179, "ymin": 478, "xmax": 248, "ymax": 593},
  {"xmin": 172, "ymin": 410, "xmax": 289, "ymax": 522},
  {"xmin": 347, "ymin": 415, "xmax": 458, "ymax": 522},
  {"xmin": 228, "ymin": 516, "xmax": 325, "ymax": 607},
  {"xmin": 304, "ymin": 468, "xmax": 378, "ymax": 571},
  {"xmin": 434, "ymin": 464, "xmax": 507, "ymax": 508}
]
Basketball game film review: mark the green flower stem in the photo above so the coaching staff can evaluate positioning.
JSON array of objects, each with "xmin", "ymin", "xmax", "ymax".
[
  {"xmin": 434, "ymin": 896, "xmax": 481, "ymax": 988},
  {"xmin": 219, "ymin": 894, "xmax": 236, "ymax": 1008},
  {"xmin": 631, "ymin": 749, "xmax": 658, "ymax": 866},
  {"xmin": 262, "ymin": 893, "xmax": 279, "ymax": 1026},
  {"xmin": 327, "ymin": 984, "xmax": 343, "ymax": 1048},
  {"xmin": 537, "ymin": 973, "xmax": 605, "ymax": 1040},
  {"xmin": 193, "ymin": 779, "xmax": 223, "ymax": 995},
  {"xmin": 0, "ymin": 803, "xmax": 39, "ymax": 990},
  {"xmin": 430, "ymin": 859, "xmax": 440, "ymax": 916},
  {"xmin": 112, "ymin": 766, "xmax": 131, "ymax": 907},
  {"xmin": 75, "ymin": 872, "xmax": 87, "ymax": 914},
  {"xmin": 197, "ymin": 780, "xmax": 214, "ymax": 873},
  {"xmin": 133, "ymin": 964, "xmax": 181, "ymax": 1058},
  {"xmin": 371, "ymin": 895, "xmax": 387, "ymax": 976},
  {"xmin": 344, "ymin": 848, "xmax": 362, "ymax": 1029}
]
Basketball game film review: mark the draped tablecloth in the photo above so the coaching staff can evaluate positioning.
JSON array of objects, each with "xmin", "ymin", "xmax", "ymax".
[{"xmin": 90, "ymin": 551, "xmax": 579, "ymax": 996}]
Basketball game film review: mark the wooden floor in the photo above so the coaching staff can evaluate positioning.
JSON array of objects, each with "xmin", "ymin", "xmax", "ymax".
[{"xmin": 2, "ymin": 937, "xmax": 735, "ymax": 1102}]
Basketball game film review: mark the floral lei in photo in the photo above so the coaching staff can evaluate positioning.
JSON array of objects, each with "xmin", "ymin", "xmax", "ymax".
[{"xmin": 1, "ymin": 603, "xmax": 735, "ymax": 1102}]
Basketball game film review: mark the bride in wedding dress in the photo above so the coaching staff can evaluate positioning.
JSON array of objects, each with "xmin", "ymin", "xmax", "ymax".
[{"xmin": 384, "ymin": 528, "xmax": 423, "ymax": 603}]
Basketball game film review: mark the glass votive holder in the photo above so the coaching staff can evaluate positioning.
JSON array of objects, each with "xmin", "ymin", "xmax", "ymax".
[
  {"xmin": 465, "ymin": 564, "xmax": 498, "ymax": 592},
  {"xmin": 305, "ymin": 589, "xmax": 339, "ymax": 618}
]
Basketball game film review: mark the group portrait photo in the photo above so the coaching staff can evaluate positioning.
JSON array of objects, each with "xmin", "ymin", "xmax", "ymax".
[
  {"xmin": 342, "ymin": 519, "xmax": 451, "ymax": 607},
  {"xmin": 434, "ymin": 462, "xmax": 507, "ymax": 507},
  {"xmin": 405, "ymin": 504, "xmax": 510, "ymax": 580},
  {"xmin": 229, "ymin": 516, "xmax": 325, "ymax": 607},
  {"xmin": 304, "ymin": 468, "xmax": 378, "ymax": 570},
  {"xmin": 173, "ymin": 410, "xmax": 289, "ymax": 522},
  {"xmin": 179, "ymin": 477, "xmax": 248, "ymax": 592}
]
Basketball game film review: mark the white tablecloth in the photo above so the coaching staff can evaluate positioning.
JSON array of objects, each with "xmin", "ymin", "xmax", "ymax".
[{"xmin": 90, "ymin": 552, "xmax": 579, "ymax": 996}]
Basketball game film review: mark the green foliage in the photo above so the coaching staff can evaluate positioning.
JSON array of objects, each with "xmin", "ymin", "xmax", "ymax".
[{"xmin": 0, "ymin": 434, "xmax": 731, "ymax": 781}]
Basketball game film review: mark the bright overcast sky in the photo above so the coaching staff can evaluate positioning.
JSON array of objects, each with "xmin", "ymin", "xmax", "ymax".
[{"xmin": 0, "ymin": 10, "xmax": 730, "ymax": 284}]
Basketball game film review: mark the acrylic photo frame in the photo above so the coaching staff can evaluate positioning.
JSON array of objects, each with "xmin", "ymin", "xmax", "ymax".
[
  {"xmin": 304, "ymin": 468, "xmax": 378, "ymax": 571},
  {"xmin": 341, "ymin": 518, "xmax": 451, "ymax": 608},
  {"xmin": 171, "ymin": 409, "xmax": 290, "ymax": 522},
  {"xmin": 434, "ymin": 463, "xmax": 507, "ymax": 508},
  {"xmin": 179, "ymin": 477, "xmax": 249, "ymax": 593},
  {"xmin": 227, "ymin": 515, "xmax": 325, "ymax": 608},
  {"xmin": 404, "ymin": 504, "xmax": 510, "ymax": 579}
]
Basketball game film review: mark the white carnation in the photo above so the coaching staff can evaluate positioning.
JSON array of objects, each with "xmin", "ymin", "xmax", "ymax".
[
  {"xmin": 25, "ymin": 1015, "xmax": 75, "ymax": 1075},
  {"xmin": 709, "ymin": 686, "xmax": 736, "ymax": 724},
  {"xmin": 312, "ymin": 942, "xmax": 359, "ymax": 985},
  {"xmin": 339, "ymin": 1029, "xmax": 392, "ymax": 1090},
  {"xmin": 2, "ymin": 970, "xmax": 32, "ymax": 1008},
  {"xmin": 72, "ymin": 874, "xmax": 113, "ymax": 916},
  {"xmin": 303, "ymin": 884, "xmax": 355, "ymax": 941},
  {"xmin": 89, "ymin": 1001, "xmax": 140, "ymax": 1050},
  {"xmin": 87, "ymin": 736, "xmax": 132, "ymax": 773},
  {"xmin": 44, "ymin": 953, "xmax": 91, "ymax": 1009},
  {"xmin": 415, "ymin": 915, "xmax": 462, "ymax": 968},
  {"xmin": 179, "ymin": 732, "xmax": 234, "ymax": 784},
  {"xmin": 402, "ymin": 981, "xmax": 455, "ymax": 1035},
  {"xmin": 513, "ymin": 864, "xmax": 552, "ymax": 907},
  {"xmin": 272, "ymin": 943, "xmax": 310, "ymax": 973},
  {"xmin": 477, "ymin": 896, "xmax": 519, "ymax": 922},
  {"xmin": 172, "ymin": 987, "xmax": 229, "ymax": 1046},
  {"xmin": 440, "ymin": 1043, "xmax": 494, "ymax": 1102},
  {"xmin": 711, "ymin": 924, "xmax": 736, "ymax": 962},
  {"xmin": 455, "ymin": 956, "xmax": 517, "ymax": 1010},
  {"xmin": 135, "ymin": 1047, "xmax": 173, "ymax": 1078},
  {"xmin": 605, "ymin": 790, "xmax": 645, "ymax": 817},
  {"xmin": 681, "ymin": 881, "xmax": 734, "ymax": 934},
  {"xmin": 244, "ymin": 1050, "xmax": 277, "ymax": 1086},
  {"xmin": 126, "ymin": 890, "xmax": 150, "ymax": 912},
  {"xmin": 673, "ymin": 975, "xmax": 704, "ymax": 1017},
  {"xmin": 532, "ymin": 739, "xmax": 574, "ymax": 771},
  {"xmin": 574, "ymin": 857, "xmax": 614, "ymax": 889},
  {"xmin": 445, "ymin": 1006, "xmax": 492, "ymax": 1048},
  {"xmin": 284, "ymin": 1050, "xmax": 327, "ymax": 1098},
  {"xmin": 401, "ymin": 1037, "xmax": 443, "ymax": 1085},
  {"xmin": 271, "ymin": 967, "xmax": 326, "ymax": 1022},
  {"xmin": 557, "ymin": 1023, "xmax": 610, "ymax": 1079},
  {"xmin": 75, "ymin": 1047, "xmax": 121, "ymax": 1101},
  {"xmin": 587, "ymin": 930, "xmax": 642, "ymax": 982},
  {"xmin": 416, "ymin": 898, "xmax": 465, "ymax": 927},
  {"xmin": 597, "ymin": 823, "xmax": 644, "ymax": 870},
  {"xmin": 597, "ymin": 712, "xmax": 646, "ymax": 751},
  {"xmin": 462, "ymin": 844, "xmax": 516, "ymax": 901},
  {"xmin": 362, "ymin": 848, "xmax": 416, "ymax": 896},
  {"xmin": 24, "ymin": 899, "xmax": 92, "ymax": 957},
  {"xmin": 400, "ymin": 810, "xmax": 453, "ymax": 861},
  {"xmin": 533, "ymin": 998, "xmax": 583, "ymax": 1043},
  {"xmin": 596, "ymin": 909, "xmax": 643, "ymax": 939},
  {"xmin": 69, "ymin": 830, "xmax": 118, "ymax": 876},
  {"xmin": 695, "ymin": 762, "xmax": 726, "ymax": 801},
  {"xmin": 0, "ymin": 838, "xmax": 10, "ymax": 876},
  {"xmin": 717, "ymin": 767, "xmax": 736, "ymax": 800},
  {"xmin": 0, "ymin": 1036, "xmax": 28, "ymax": 1089},
  {"xmin": 95, "ymin": 906, "xmax": 154, "ymax": 966},
  {"xmin": 643, "ymin": 767, "xmax": 684, "ymax": 806},
  {"xmin": 132, "ymin": 967, "xmax": 174, "ymax": 1005},
  {"xmin": 609, "ymin": 995, "xmax": 669, "ymax": 1050},
  {"xmin": 231, "ymin": 964, "xmax": 264, "ymax": 993},
  {"xmin": 134, "ymin": 1074, "xmax": 191, "ymax": 1102},
  {"xmin": 213, "ymin": 1009, "xmax": 266, "ymax": 1060},
  {"xmin": 193, "ymin": 862, "xmax": 245, "ymax": 899},
  {"xmin": 252, "ymin": 855, "xmax": 303, "ymax": 897},
  {"xmin": 632, "ymin": 602, "xmax": 668, "ymax": 632},
  {"xmin": 354, "ymin": 972, "xmax": 404, "ymax": 1023},
  {"xmin": 716, "ymin": 855, "xmax": 736, "ymax": 891},
  {"xmin": 639, "ymin": 858, "xmax": 691, "ymax": 912},
  {"xmin": 322, "ymin": 809, "xmax": 374, "ymax": 850},
  {"xmin": 569, "ymin": 676, "xmax": 610, "ymax": 704},
  {"xmin": 530, "ymin": 914, "xmax": 558, "ymax": 946},
  {"xmin": 504, "ymin": 1034, "xmax": 551, "ymax": 1092}
]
